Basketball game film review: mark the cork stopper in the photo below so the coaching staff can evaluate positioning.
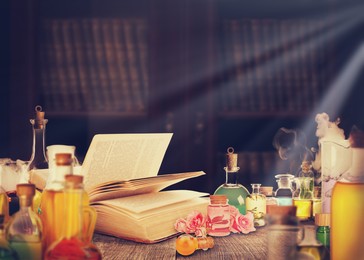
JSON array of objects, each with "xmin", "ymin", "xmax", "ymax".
[
  {"xmin": 32, "ymin": 105, "xmax": 48, "ymax": 129},
  {"xmin": 315, "ymin": 213, "xmax": 330, "ymax": 227},
  {"xmin": 65, "ymin": 174, "xmax": 83, "ymax": 184},
  {"xmin": 16, "ymin": 183, "xmax": 36, "ymax": 197},
  {"xmin": 55, "ymin": 153, "xmax": 73, "ymax": 166},
  {"xmin": 260, "ymin": 186, "xmax": 273, "ymax": 196},
  {"xmin": 210, "ymin": 195, "xmax": 227, "ymax": 204},
  {"xmin": 197, "ymin": 236, "xmax": 214, "ymax": 249},
  {"xmin": 301, "ymin": 160, "xmax": 312, "ymax": 172},
  {"xmin": 226, "ymin": 147, "xmax": 238, "ymax": 171}
]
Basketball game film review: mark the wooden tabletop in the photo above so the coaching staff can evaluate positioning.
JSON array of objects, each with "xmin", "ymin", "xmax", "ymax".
[{"xmin": 93, "ymin": 227, "xmax": 268, "ymax": 260}]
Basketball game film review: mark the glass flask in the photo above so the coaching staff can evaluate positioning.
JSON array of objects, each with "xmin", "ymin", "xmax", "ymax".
[
  {"xmin": 6, "ymin": 184, "xmax": 43, "ymax": 260},
  {"xmin": 275, "ymin": 174, "xmax": 294, "ymax": 206},
  {"xmin": 39, "ymin": 153, "xmax": 73, "ymax": 250},
  {"xmin": 45, "ymin": 173, "xmax": 101, "ymax": 260},
  {"xmin": 214, "ymin": 147, "xmax": 249, "ymax": 214},
  {"xmin": 246, "ymin": 184, "xmax": 266, "ymax": 226},
  {"xmin": 175, "ymin": 234, "xmax": 214, "ymax": 256}
]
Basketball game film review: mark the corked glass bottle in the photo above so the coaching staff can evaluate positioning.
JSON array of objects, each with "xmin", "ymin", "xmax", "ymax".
[
  {"xmin": 206, "ymin": 195, "xmax": 230, "ymax": 237},
  {"xmin": 175, "ymin": 234, "xmax": 214, "ymax": 256},
  {"xmin": 214, "ymin": 147, "xmax": 249, "ymax": 214}
]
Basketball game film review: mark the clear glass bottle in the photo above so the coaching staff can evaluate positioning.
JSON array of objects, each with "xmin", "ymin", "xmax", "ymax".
[
  {"xmin": 64, "ymin": 174, "xmax": 96, "ymax": 243},
  {"xmin": 331, "ymin": 129, "xmax": 364, "ymax": 260},
  {"xmin": 175, "ymin": 234, "xmax": 214, "ymax": 256},
  {"xmin": 6, "ymin": 184, "xmax": 43, "ymax": 260},
  {"xmin": 39, "ymin": 153, "xmax": 72, "ymax": 251},
  {"xmin": 297, "ymin": 225, "xmax": 324, "ymax": 260},
  {"xmin": 246, "ymin": 184, "xmax": 266, "ymax": 227},
  {"xmin": 206, "ymin": 195, "xmax": 230, "ymax": 237},
  {"xmin": 0, "ymin": 214, "xmax": 16, "ymax": 260},
  {"xmin": 214, "ymin": 147, "xmax": 249, "ymax": 214},
  {"xmin": 45, "ymin": 174, "xmax": 101, "ymax": 260},
  {"xmin": 27, "ymin": 105, "xmax": 49, "ymax": 214},
  {"xmin": 275, "ymin": 174, "xmax": 294, "ymax": 206}
]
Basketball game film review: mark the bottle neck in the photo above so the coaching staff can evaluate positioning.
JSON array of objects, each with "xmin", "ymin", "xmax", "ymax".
[
  {"xmin": 46, "ymin": 165, "xmax": 73, "ymax": 190},
  {"xmin": 29, "ymin": 122, "xmax": 48, "ymax": 169},
  {"xmin": 196, "ymin": 237, "xmax": 214, "ymax": 250},
  {"xmin": 19, "ymin": 195, "xmax": 33, "ymax": 208},
  {"xmin": 224, "ymin": 167, "xmax": 240, "ymax": 185}
]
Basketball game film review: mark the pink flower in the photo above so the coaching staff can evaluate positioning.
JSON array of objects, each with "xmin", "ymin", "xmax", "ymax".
[
  {"xmin": 195, "ymin": 227, "xmax": 207, "ymax": 237},
  {"xmin": 174, "ymin": 218, "xmax": 189, "ymax": 233},
  {"xmin": 185, "ymin": 210, "xmax": 206, "ymax": 233},
  {"xmin": 230, "ymin": 211, "xmax": 256, "ymax": 234}
]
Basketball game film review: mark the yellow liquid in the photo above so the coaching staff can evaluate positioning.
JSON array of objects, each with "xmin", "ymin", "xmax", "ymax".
[
  {"xmin": 246, "ymin": 194, "xmax": 266, "ymax": 226},
  {"xmin": 39, "ymin": 190, "xmax": 64, "ymax": 250},
  {"xmin": 331, "ymin": 181, "xmax": 364, "ymax": 260},
  {"xmin": 10, "ymin": 241, "xmax": 42, "ymax": 260},
  {"xmin": 0, "ymin": 192, "xmax": 9, "ymax": 222},
  {"xmin": 293, "ymin": 199, "xmax": 312, "ymax": 220}
]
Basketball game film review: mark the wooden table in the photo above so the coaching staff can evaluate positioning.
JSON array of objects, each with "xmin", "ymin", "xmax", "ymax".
[{"xmin": 93, "ymin": 227, "xmax": 268, "ymax": 260}]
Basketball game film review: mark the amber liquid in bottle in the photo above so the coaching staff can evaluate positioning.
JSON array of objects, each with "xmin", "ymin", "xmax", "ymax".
[{"xmin": 331, "ymin": 181, "xmax": 364, "ymax": 259}]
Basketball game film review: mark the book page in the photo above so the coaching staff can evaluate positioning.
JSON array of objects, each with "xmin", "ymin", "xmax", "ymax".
[
  {"xmin": 92, "ymin": 190, "xmax": 209, "ymax": 214},
  {"xmin": 82, "ymin": 133, "xmax": 172, "ymax": 191}
]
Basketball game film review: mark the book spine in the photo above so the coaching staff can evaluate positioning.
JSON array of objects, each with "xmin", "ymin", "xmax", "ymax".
[
  {"xmin": 111, "ymin": 19, "xmax": 133, "ymax": 112},
  {"xmin": 51, "ymin": 19, "xmax": 70, "ymax": 111},
  {"xmin": 134, "ymin": 18, "xmax": 149, "ymax": 113},
  {"xmin": 123, "ymin": 19, "xmax": 144, "ymax": 112},
  {"xmin": 81, "ymin": 19, "xmax": 103, "ymax": 110},
  {"xmin": 91, "ymin": 18, "xmax": 113, "ymax": 111},
  {"xmin": 280, "ymin": 19, "xmax": 292, "ymax": 112},
  {"xmin": 272, "ymin": 19, "xmax": 284, "ymax": 112},
  {"xmin": 61, "ymin": 19, "xmax": 83, "ymax": 111},
  {"xmin": 102, "ymin": 19, "xmax": 124, "ymax": 111},
  {"xmin": 220, "ymin": 20, "xmax": 231, "ymax": 112},
  {"xmin": 72, "ymin": 19, "xmax": 92, "ymax": 111},
  {"xmin": 243, "ymin": 19, "xmax": 255, "ymax": 112},
  {"xmin": 250, "ymin": 19, "xmax": 261, "ymax": 112}
]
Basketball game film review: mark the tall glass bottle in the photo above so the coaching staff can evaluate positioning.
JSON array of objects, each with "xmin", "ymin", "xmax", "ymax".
[
  {"xmin": 246, "ymin": 184, "xmax": 266, "ymax": 226},
  {"xmin": 294, "ymin": 161, "xmax": 314, "ymax": 221},
  {"xmin": 27, "ymin": 105, "xmax": 48, "ymax": 213},
  {"xmin": 331, "ymin": 129, "xmax": 364, "ymax": 260},
  {"xmin": 214, "ymin": 147, "xmax": 249, "ymax": 214},
  {"xmin": 45, "ymin": 173, "xmax": 101, "ymax": 259},
  {"xmin": 275, "ymin": 174, "xmax": 294, "ymax": 206},
  {"xmin": 6, "ymin": 184, "xmax": 43, "ymax": 260},
  {"xmin": 39, "ymin": 153, "xmax": 72, "ymax": 251}
]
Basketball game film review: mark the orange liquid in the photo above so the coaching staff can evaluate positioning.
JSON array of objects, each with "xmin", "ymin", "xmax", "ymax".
[
  {"xmin": 39, "ymin": 190, "xmax": 65, "ymax": 250},
  {"xmin": 331, "ymin": 181, "xmax": 364, "ymax": 260}
]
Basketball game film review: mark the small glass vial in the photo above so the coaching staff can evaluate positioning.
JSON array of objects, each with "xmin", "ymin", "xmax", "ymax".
[
  {"xmin": 175, "ymin": 234, "xmax": 214, "ymax": 256},
  {"xmin": 260, "ymin": 186, "xmax": 277, "ymax": 208},
  {"xmin": 246, "ymin": 184, "xmax": 266, "ymax": 227},
  {"xmin": 297, "ymin": 225, "xmax": 325, "ymax": 260},
  {"xmin": 312, "ymin": 186, "xmax": 322, "ymax": 217},
  {"xmin": 275, "ymin": 174, "xmax": 294, "ymax": 206},
  {"xmin": 207, "ymin": 195, "xmax": 230, "ymax": 237}
]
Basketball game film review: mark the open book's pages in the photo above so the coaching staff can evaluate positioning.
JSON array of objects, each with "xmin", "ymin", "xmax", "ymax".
[
  {"xmin": 81, "ymin": 133, "xmax": 173, "ymax": 191},
  {"xmin": 88, "ymin": 171, "xmax": 205, "ymax": 202},
  {"xmin": 91, "ymin": 190, "xmax": 209, "ymax": 243}
]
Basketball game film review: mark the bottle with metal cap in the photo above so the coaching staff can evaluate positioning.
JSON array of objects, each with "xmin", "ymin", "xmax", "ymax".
[
  {"xmin": 6, "ymin": 184, "xmax": 42, "ymax": 260},
  {"xmin": 214, "ymin": 147, "xmax": 249, "ymax": 214}
]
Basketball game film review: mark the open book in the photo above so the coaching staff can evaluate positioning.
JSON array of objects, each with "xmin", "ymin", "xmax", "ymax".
[{"xmin": 80, "ymin": 133, "xmax": 208, "ymax": 243}]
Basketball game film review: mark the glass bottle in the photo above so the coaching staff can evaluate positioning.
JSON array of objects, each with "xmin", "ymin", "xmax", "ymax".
[
  {"xmin": 331, "ymin": 129, "xmax": 364, "ymax": 260},
  {"xmin": 275, "ymin": 174, "xmax": 294, "ymax": 206},
  {"xmin": 293, "ymin": 161, "xmax": 314, "ymax": 221},
  {"xmin": 246, "ymin": 184, "xmax": 266, "ymax": 227},
  {"xmin": 39, "ymin": 153, "xmax": 72, "ymax": 251},
  {"xmin": 214, "ymin": 147, "xmax": 249, "ymax": 214},
  {"xmin": 312, "ymin": 186, "xmax": 322, "ymax": 218},
  {"xmin": 45, "ymin": 173, "xmax": 101, "ymax": 260},
  {"xmin": 315, "ymin": 213, "xmax": 330, "ymax": 251},
  {"xmin": 64, "ymin": 174, "xmax": 96, "ymax": 243},
  {"xmin": 260, "ymin": 186, "xmax": 277, "ymax": 211},
  {"xmin": 6, "ymin": 184, "xmax": 43, "ymax": 260},
  {"xmin": 0, "ymin": 187, "xmax": 9, "ymax": 224},
  {"xmin": 297, "ymin": 225, "xmax": 324, "ymax": 260},
  {"xmin": 175, "ymin": 234, "xmax": 214, "ymax": 256},
  {"xmin": 206, "ymin": 195, "xmax": 230, "ymax": 237},
  {"xmin": 27, "ymin": 105, "xmax": 49, "ymax": 213},
  {"xmin": 0, "ymin": 214, "xmax": 16, "ymax": 260}
]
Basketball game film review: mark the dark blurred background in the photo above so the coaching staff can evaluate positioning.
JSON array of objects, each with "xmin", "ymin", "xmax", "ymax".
[{"xmin": 1, "ymin": 0, "xmax": 364, "ymax": 194}]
